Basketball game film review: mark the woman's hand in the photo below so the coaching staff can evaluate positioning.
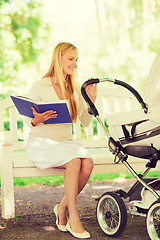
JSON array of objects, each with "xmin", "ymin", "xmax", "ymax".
[
  {"xmin": 31, "ymin": 107, "xmax": 57, "ymax": 126},
  {"xmin": 86, "ymin": 82, "xmax": 97, "ymax": 103}
]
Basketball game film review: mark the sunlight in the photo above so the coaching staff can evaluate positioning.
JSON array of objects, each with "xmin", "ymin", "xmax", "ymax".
[
  {"xmin": 43, "ymin": 226, "xmax": 56, "ymax": 231},
  {"xmin": 0, "ymin": 81, "xmax": 2, "ymax": 94},
  {"xmin": 1, "ymin": 0, "xmax": 160, "ymax": 95},
  {"xmin": 40, "ymin": 0, "xmax": 99, "ymax": 81},
  {"xmin": 42, "ymin": 0, "xmax": 97, "ymax": 44}
]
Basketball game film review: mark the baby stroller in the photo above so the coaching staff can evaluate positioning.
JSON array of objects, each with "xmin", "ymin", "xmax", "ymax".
[{"xmin": 81, "ymin": 57, "xmax": 160, "ymax": 240}]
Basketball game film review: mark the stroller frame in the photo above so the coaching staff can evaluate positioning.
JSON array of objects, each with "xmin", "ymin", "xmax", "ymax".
[{"xmin": 81, "ymin": 78, "xmax": 160, "ymax": 240}]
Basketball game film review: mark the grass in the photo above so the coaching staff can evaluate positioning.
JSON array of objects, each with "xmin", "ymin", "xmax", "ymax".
[
  {"xmin": 11, "ymin": 171, "xmax": 160, "ymax": 186},
  {"xmin": 13, "ymin": 176, "xmax": 64, "ymax": 186},
  {"xmin": 90, "ymin": 171, "xmax": 160, "ymax": 182}
]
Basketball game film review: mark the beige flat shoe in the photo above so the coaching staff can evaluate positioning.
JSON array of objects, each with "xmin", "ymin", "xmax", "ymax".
[
  {"xmin": 66, "ymin": 221, "xmax": 90, "ymax": 239},
  {"xmin": 53, "ymin": 204, "xmax": 67, "ymax": 232}
]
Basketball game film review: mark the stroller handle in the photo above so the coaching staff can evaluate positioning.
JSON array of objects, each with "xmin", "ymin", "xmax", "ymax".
[
  {"xmin": 114, "ymin": 79, "xmax": 148, "ymax": 111},
  {"xmin": 81, "ymin": 78, "xmax": 100, "ymax": 117},
  {"xmin": 81, "ymin": 78, "xmax": 148, "ymax": 114}
]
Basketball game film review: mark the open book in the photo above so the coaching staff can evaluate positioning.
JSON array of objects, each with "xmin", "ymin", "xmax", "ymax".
[{"xmin": 10, "ymin": 95, "xmax": 72, "ymax": 124}]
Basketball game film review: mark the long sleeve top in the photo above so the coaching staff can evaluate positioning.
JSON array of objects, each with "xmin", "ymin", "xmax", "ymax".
[{"xmin": 25, "ymin": 77, "xmax": 92, "ymax": 141}]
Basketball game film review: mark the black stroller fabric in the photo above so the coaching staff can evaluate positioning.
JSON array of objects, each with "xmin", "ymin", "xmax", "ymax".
[{"xmin": 129, "ymin": 178, "xmax": 160, "ymax": 202}]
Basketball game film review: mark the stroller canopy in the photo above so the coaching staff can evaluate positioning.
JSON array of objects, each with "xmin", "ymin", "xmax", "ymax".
[
  {"xmin": 143, "ymin": 55, "xmax": 160, "ymax": 108},
  {"xmin": 107, "ymin": 55, "xmax": 160, "ymax": 150}
]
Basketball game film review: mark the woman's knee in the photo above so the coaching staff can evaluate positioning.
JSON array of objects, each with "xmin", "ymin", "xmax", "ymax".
[
  {"xmin": 66, "ymin": 158, "xmax": 81, "ymax": 172},
  {"xmin": 81, "ymin": 158, "xmax": 94, "ymax": 175}
]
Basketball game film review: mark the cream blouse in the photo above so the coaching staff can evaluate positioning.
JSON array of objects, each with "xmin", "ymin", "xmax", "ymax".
[{"xmin": 25, "ymin": 77, "xmax": 92, "ymax": 142}]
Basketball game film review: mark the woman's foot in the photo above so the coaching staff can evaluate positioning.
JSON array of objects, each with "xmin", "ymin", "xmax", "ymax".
[
  {"xmin": 66, "ymin": 221, "xmax": 90, "ymax": 239},
  {"xmin": 53, "ymin": 204, "xmax": 68, "ymax": 232},
  {"xmin": 57, "ymin": 203, "xmax": 68, "ymax": 225},
  {"xmin": 68, "ymin": 218, "xmax": 85, "ymax": 233}
]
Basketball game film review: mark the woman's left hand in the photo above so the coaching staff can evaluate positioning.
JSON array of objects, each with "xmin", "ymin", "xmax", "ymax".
[{"xmin": 86, "ymin": 83, "xmax": 97, "ymax": 103}]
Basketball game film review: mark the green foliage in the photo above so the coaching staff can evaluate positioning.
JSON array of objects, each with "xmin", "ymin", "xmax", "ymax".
[
  {"xmin": 0, "ymin": 0, "xmax": 49, "ymax": 95},
  {"xmin": 4, "ymin": 121, "xmax": 10, "ymax": 131},
  {"xmin": 4, "ymin": 119, "xmax": 23, "ymax": 131},
  {"xmin": 91, "ymin": 0, "xmax": 160, "ymax": 92},
  {"xmin": 1, "ymin": 171, "xmax": 158, "ymax": 187}
]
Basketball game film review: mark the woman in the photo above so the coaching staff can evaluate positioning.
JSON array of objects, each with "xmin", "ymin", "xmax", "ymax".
[{"xmin": 26, "ymin": 42, "xmax": 97, "ymax": 239}]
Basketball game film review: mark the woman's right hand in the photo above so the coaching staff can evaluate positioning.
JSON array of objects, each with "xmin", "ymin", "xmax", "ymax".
[{"xmin": 31, "ymin": 107, "xmax": 57, "ymax": 126}]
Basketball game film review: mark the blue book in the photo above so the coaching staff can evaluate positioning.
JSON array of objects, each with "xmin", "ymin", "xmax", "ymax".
[{"xmin": 10, "ymin": 95, "xmax": 72, "ymax": 124}]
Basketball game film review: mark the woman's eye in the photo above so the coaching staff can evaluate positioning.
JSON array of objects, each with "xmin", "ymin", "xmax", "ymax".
[{"xmin": 68, "ymin": 58, "xmax": 78, "ymax": 61}]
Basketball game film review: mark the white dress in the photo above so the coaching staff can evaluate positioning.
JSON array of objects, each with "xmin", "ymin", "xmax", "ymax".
[{"xmin": 26, "ymin": 77, "xmax": 93, "ymax": 169}]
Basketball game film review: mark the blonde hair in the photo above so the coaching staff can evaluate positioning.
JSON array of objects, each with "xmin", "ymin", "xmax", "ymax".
[{"xmin": 43, "ymin": 42, "xmax": 78, "ymax": 123}]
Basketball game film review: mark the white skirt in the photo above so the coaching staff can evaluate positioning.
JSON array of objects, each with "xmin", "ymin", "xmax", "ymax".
[{"xmin": 26, "ymin": 135, "xmax": 93, "ymax": 169}]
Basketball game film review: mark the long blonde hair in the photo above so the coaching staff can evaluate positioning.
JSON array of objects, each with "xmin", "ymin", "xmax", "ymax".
[{"xmin": 43, "ymin": 42, "xmax": 78, "ymax": 123}]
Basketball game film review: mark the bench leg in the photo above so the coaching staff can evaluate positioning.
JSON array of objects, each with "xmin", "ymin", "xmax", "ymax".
[{"xmin": 1, "ymin": 145, "xmax": 15, "ymax": 219}]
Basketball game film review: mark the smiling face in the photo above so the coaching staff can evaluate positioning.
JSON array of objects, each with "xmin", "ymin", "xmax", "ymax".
[{"xmin": 61, "ymin": 49, "xmax": 78, "ymax": 78}]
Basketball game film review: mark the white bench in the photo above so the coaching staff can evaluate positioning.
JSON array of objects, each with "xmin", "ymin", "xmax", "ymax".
[{"xmin": 0, "ymin": 84, "xmax": 158, "ymax": 220}]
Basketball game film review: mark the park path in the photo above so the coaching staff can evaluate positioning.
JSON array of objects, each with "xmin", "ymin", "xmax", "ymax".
[{"xmin": 0, "ymin": 178, "xmax": 150, "ymax": 239}]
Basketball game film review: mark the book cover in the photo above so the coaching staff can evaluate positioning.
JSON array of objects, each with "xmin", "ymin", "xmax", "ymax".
[{"xmin": 10, "ymin": 95, "xmax": 72, "ymax": 124}]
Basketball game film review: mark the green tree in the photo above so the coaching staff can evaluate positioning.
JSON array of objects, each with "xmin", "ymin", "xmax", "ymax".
[
  {"xmin": 92, "ymin": 0, "xmax": 160, "ymax": 91},
  {"xmin": 0, "ymin": 0, "xmax": 49, "ymax": 97}
]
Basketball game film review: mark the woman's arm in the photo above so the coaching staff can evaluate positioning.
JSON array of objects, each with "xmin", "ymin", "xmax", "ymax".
[
  {"xmin": 77, "ymin": 82, "xmax": 97, "ymax": 127},
  {"xmin": 25, "ymin": 81, "xmax": 57, "ymax": 127},
  {"xmin": 86, "ymin": 83, "xmax": 97, "ymax": 103},
  {"xmin": 31, "ymin": 107, "xmax": 57, "ymax": 126}
]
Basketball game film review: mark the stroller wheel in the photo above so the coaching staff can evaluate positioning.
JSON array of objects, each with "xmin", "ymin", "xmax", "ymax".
[
  {"xmin": 96, "ymin": 192, "xmax": 127, "ymax": 237},
  {"xmin": 146, "ymin": 199, "xmax": 160, "ymax": 240}
]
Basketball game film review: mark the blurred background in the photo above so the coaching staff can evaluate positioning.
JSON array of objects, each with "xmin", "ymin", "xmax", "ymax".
[
  {"xmin": 1, "ymin": 0, "xmax": 160, "ymax": 97},
  {"xmin": 1, "ymin": 0, "xmax": 160, "ymax": 185}
]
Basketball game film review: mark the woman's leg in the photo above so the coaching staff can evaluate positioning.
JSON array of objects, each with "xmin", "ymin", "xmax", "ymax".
[
  {"xmin": 63, "ymin": 158, "xmax": 83, "ymax": 232},
  {"xmin": 57, "ymin": 158, "xmax": 93, "ymax": 232}
]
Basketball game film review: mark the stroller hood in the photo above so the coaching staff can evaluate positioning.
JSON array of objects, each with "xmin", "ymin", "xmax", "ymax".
[{"xmin": 143, "ymin": 55, "xmax": 160, "ymax": 108}]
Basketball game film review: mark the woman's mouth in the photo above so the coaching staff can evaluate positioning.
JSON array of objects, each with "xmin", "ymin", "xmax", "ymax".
[{"xmin": 69, "ymin": 66, "xmax": 76, "ymax": 71}]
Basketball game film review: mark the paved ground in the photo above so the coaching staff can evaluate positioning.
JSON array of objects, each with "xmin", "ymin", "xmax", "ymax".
[{"xmin": 0, "ymin": 178, "xmax": 150, "ymax": 240}]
